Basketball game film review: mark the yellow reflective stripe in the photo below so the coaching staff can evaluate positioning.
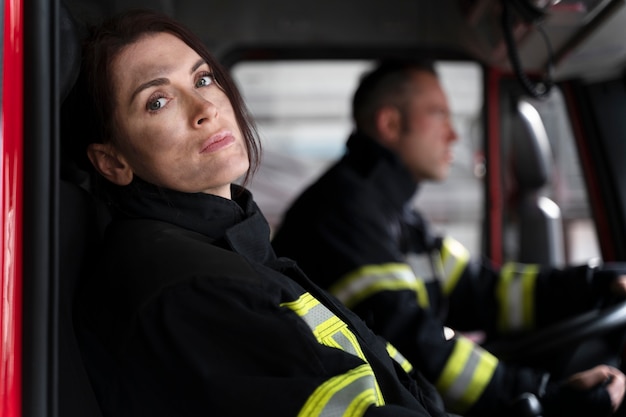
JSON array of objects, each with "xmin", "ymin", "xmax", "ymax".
[
  {"xmin": 330, "ymin": 263, "xmax": 429, "ymax": 309},
  {"xmin": 440, "ymin": 237, "xmax": 470, "ymax": 295},
  {"xmin": 435, "ymin": 337, "xmax": 498, "ymax": 414},
  {"xmin": 385, "ymin": 342, "xmax": 414, "ymax": 374},
  {"xmin": 282, "ymin": 293, "xmax": 386, "ymax": 415},
  {"xmin": 414, "ymin": 278, "xmax": 429, "ymax": 308},
  {"xmin": 282, "ymin": 291, "xmax": 319, "ymax": 316},
  {"xmin": 326, "ymin": 327, "xmax": 366, "ymax": 360},
  {"xmin": 281, "ymin": 293, "xmax": 365, "ymax": 360},
  {"xmin": 297, "ymin": 364, "xmax": 384, "ymax": 417},
  {"xmin": 496, "ymin": 262, "xmax": 539, "ymax": 332}
]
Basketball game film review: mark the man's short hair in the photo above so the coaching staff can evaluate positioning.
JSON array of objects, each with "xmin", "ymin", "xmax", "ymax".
[{"xmin": 352, "ymin": 59, "xmax": 437, "ymax": 131}]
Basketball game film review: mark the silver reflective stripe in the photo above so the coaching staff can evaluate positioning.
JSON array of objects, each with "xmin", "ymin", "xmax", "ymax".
[
  {"xmin": 507, "ymin": 274, "xmax": 524, "ymax": 328},
  {"xmin": 440, "ymin": 237, "xmax": 470, "ymax": 295},
  {"xmin": 298, "ymin": 364, "xmax": 383, "ymax": 417},
  {"xmin": 496, "ymin": 262, "xmax": 538, "ymax": 331},
  {"xmin": 298, "ymin": 299, "xmax": 337, "ymax": 332},
  {"xmin": 332, "ymin": 328, "xmax": 360, "ymax": 358},
  {"xmin": 444, "ymin": 345, "xmax": 480, "ymax": 401},
  {"xmin": 330, "ymin": 263, "xmax": 423, "ymax": 308},
  {"xmin": 406, "ymin": 253, "xmax": 436, "ymax": 283},
  {"xmin": 283, "ymin": 292, "xmax": 366, "ymax": 361},
  {"xmin": 435, "ymin": 337, "xmax": 498, "ymax": 414},
  {"xmin": 281, "ymin": 294, "xmax": 386, "ymax": 416}
]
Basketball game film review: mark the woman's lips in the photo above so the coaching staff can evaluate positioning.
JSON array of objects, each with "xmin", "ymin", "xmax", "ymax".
[{"xmin": 200, "ymin": 130, "xmax": 235, "ymax": 153}]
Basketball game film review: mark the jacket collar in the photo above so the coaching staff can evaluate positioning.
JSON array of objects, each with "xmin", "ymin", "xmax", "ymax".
[
  {"xmin": 344, "ymin": 131, "xmax": 419, "ymax": 208},
  {"xmin": 107, "ymin": 177, "xmax": 276, "ymax": 264}
]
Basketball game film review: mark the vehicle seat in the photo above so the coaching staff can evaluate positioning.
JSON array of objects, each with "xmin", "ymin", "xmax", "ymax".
[
  {"xmin": 58, "ymin": 4, "xmax": 105, "ymax": 416},
  {"xmin": 510, "ymin": 99, "xmax": 565, "ymax": 267},
  {"xmin": 59, "ymin": 184, "xmax": 105, "ymax": 417}
]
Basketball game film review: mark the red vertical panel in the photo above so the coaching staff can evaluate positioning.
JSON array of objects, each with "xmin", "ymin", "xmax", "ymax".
[
  {"xmin": 0, "ymin": 0, "xmax": 23, "ymax": 415},
  {"xmin": 561, "ymin": 83, "xmax": 615, "ymax": 261},
  {"xmin": 486, "ymin": 68, "xmax": 502, "ymax": 266}
]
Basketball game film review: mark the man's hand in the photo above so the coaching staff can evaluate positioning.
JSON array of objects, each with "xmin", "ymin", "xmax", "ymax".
[
  {"xmin": 567, "ymin": 365, "xmax": 626, "ymax": 412},
  {"xmin": 610, "ymin": 275, "xmax": 626, "ymax": 297}
]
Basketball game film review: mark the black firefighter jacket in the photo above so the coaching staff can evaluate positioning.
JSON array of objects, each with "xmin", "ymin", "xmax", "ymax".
[
  {"xmin": 272, "ymin": 131, "xmax": 623, "ymax": 416},
  {"xmin": 74, "ymin": 178, "xmax": 449, "ymax": 417}
]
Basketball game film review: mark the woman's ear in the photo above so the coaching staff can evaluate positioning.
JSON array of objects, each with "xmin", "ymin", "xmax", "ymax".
[
  {"xmin": 87, "ymin": 142, "xmax": 133, "ymax": 186},
  {"xmin": 375, "ymin": 106, "xmax": 402, "ymax": 148}
]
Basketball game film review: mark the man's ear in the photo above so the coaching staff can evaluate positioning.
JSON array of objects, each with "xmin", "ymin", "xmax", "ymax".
[
  {"xmin": 86, "ymin": 142, "xmax": 133, "ymax": 186},
  {"xmin": 375, "ymin": 106, "xmax": 402, "ymax": 148}
]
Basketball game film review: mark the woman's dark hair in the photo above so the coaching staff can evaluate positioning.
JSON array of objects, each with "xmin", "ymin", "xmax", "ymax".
[{"xmin": 75, "ymin": 8, "xmax": 261, "ymax": 186}]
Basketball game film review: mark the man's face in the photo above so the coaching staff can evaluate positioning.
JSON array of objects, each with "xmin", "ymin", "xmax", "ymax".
[{"xmin": 391, "ymin": 71, "xmax": 458, "ymax": 183}]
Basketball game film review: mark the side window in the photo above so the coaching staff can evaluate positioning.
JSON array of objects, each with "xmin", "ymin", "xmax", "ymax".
[
  {"xmin": 232, "ymin": 61, "xmax": 370, "ymax": 230},
  {"xmin": 232, "ymin": 60, "xmax": 485, "ymax": 254}
]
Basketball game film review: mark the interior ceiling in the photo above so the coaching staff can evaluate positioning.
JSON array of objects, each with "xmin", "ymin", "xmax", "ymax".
[
  {"xmin": 463, "ymin": 0, "xmax": 626, "ymax": 81},
  {"xmin": 65, "ymin": 0, "xmax": 626, "ymax": 81}
]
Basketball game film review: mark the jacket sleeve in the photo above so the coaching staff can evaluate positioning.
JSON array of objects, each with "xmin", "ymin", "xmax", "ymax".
[
  {"xmin": 308, "ymin": 217, "xmax": 547, "ymax": 415},
  {"xmin": 334, "ymin": 263, "xmax": 556, "ymax": 416},
  {"xmin": 436, "ymin": 236, "xmax": 623, "ymax": 334},
  {"xmin": 103, "ymin": 276, "xmax": 437, "ymax": 417}
]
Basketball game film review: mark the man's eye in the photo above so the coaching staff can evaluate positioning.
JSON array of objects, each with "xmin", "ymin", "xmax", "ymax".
[
  {"xmin": 430, "ymin": 108, "xmax": 448, "ymax": 119},
  {"xmin": 195, "ymin": 73, "xmax": 214, "ymax": 88},
  {"xmin": 148, "ymin": 97, "xmax": 167, "ymax": 111}
]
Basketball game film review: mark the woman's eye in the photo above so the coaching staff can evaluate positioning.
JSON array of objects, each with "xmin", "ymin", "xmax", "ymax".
[
  {"xmin": 195, "ymin": 73, "xmax": 214, "ymax": 88},
  {"xmin": 147, "ymin": 97, "xmax": 167, "ymax": 111}
]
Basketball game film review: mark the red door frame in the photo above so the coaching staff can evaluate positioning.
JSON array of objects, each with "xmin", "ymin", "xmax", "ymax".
[
  {"xmin": 0, "ymin": 0, "xmax": 24, "ymax": 415},
  {"xmin": 486, "ymin": 67, "xmax": 503, "ymax": 266}
]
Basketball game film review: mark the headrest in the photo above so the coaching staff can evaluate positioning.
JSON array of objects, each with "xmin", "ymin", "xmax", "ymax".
[{"xmin": 511, "ymin": 100, "xmax": 553, "ymax": 191}]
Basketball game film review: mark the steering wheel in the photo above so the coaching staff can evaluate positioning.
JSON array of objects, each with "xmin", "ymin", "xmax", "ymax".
[{"xmin": 486, "ymin": 299, "xmax": 626, "ymax": 377}]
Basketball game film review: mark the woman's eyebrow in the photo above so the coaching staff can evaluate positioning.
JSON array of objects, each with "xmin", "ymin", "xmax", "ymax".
[
  {"xmin": 129, "ymin": 78, "xmax": 169, "ymax": 104},
  {"xmin": 191, "ymin": 58, "xmax": 207, "ymax": 74}
]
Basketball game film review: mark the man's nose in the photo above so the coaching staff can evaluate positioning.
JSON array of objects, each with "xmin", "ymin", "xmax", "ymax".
[{"xmin": 448, "ymin": 123, "xmax": 459, "ymax": 143}]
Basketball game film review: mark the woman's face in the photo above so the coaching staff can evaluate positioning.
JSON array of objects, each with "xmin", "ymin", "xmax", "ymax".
[{"xmin": 106, "ymin": 32, "xmax": 248, "ymax": 198}]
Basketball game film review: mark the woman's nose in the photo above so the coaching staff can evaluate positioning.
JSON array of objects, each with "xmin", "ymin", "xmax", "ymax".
[{"xmin": 191, "ymin": 93, "xmax": 218, "ymax": 127}]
